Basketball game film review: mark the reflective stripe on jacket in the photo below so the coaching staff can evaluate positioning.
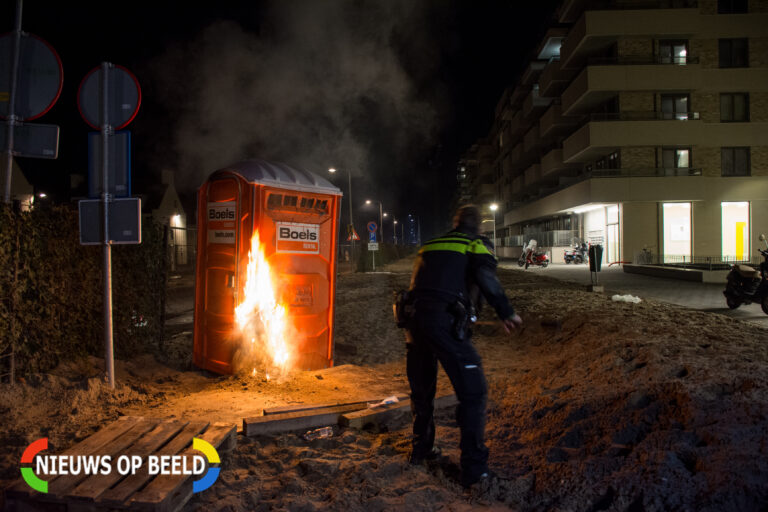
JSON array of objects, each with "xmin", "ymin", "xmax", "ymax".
[{"xmin": 410, "ymin": 230, "xmax": 515, "ymax": 320}]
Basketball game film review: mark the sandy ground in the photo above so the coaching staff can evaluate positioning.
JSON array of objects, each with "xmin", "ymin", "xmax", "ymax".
[{"xmin": 2, "ymin": 256, "xmax": 768, "ymax": 511}]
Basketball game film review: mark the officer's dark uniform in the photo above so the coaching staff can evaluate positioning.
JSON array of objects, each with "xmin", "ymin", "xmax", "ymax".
[{"xmin": 407, "ymin": 227, "xmax": 515, "ymax": 484}]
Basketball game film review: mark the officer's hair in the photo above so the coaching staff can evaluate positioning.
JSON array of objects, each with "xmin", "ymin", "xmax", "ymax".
[{"xmin": 453, "ymin": 205, "xmax": 480, "ymax": 234}]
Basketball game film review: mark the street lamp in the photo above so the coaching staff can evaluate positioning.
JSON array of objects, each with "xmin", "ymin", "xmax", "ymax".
[
  {"xmin": 329, "ymin": 167, "xmax": 354, "ymax": 245},
  {"xmin": 393, "ymin": 219, "xmax": 398, "ymax": 245},
  {"xmin": 489, "ymin": 203, "xmax": 498, "ymax": 250}
]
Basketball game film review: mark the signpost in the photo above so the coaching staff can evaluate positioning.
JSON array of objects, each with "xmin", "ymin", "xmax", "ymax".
[
  {"xmin": 1, "ymin": 0, "xmax": 64, "ymax": 384},
  {"xmin": 87, "ymin": 130, "xmax": 131, "ymax": 197},
  {"xmin": 367, "ymin": 221, "xmax": 378, "ymax": 270},
  {"xmin": 77, "ymin": 62, "xmax": 141, "ymax": 388}
]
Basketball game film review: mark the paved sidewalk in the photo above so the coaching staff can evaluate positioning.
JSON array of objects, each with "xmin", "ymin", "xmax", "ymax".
[{"xmin": 499, "ymin": 261, "xmax": 768, "ymax": 329}]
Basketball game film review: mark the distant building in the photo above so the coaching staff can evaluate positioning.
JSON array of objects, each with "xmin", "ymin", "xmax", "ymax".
[
  {"xmin": 465, "ymin": 0, "xmax": 768, "ymax": 266},
  {"xmin": 143, "ymin": 169, "xmax": 190, "ymax": 267}
]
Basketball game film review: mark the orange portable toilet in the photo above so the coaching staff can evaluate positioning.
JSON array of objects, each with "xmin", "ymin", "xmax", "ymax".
[{"xmin": 193, "ymin": 159, "xmax": 342, "ymax": 374}]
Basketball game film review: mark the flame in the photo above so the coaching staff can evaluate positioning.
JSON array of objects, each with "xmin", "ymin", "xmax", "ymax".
[{"xmin": 235, "ymin": 230, "xmax": 293, "ymax": 376}]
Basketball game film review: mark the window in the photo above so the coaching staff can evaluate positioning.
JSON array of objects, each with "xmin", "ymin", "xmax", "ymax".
[
  {"xmin": 720, "ymin": 93, "xmax": 749, "ymax": 122},
  {"xmin": 661, "ymin": 94, "xmax": 690, "ymax": 120},
  {"xmin": 607, "ymin": 151, "xmax": 620, "ymax": 169},
  {"xmin": 719, "ymin": 38, "xmax": 749, "ymax": 68},
  {"xmin": 721, "ymin": 202, "xmax": 749, "ymax": 262},
  {"xmin": 662, "ymin": 148, "xmax": 691, "ymax": 175},
  {"xmin": 721, "ymin": 147, "xmax": 751, "ymax": 176},
  {"xmin": 282, "ymin": 195, "xmax": 298, "ymax": 207},
  {"xmin": 663, "ymin": 203, "xmax": 692, "ymax": 264},
  {"xmin": 718, "ymin": 0, "xmax": 748, "ymax": 13},
  {"xmin": 659, "ymin": 40, "xmax": 688, "ymax": 64},
  {"xmin": 267, "ymin": 194, "xmax": 283, "ymax": 209}
]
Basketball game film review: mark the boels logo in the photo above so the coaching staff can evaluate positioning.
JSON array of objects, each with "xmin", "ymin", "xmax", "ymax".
[
  {"xmin": 276, "ymin": 222, "xmax": 320, "ymax": 254},
  {"xmin": 20, "ymin": 437, "xmax": 221, "ymax": 494},
  {"xmin": 208, "ymin": 201, "xmax": 236, "ymax": 221}
]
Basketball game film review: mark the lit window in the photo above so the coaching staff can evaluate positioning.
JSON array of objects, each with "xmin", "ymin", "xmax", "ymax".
[{"xmin": 721, "ymin": 202, "xmax": 749, "ymax": 262}]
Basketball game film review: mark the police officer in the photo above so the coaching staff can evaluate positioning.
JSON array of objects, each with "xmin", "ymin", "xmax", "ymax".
[{"xmin": 406, "ymin": 205, "xmax": 522, "ymax": 487}]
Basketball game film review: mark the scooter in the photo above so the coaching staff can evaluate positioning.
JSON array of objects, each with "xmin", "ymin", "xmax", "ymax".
[
  {"xmin": 564, "ymin": 243, "xmax": 588, "ymax": 264},
  {"xmin": 525, "ymin": 251, "xmax": 549, "ymax": 269},
  {"xmin": 723, "ymin": 233, "xmax": 768, "ymax": 314}
]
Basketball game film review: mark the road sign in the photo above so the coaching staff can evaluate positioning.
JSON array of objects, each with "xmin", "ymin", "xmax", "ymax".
[
  {"xmin": 0, "ymin": 122, "xmax": 58, "ymax": 159},
  {"xmin": 367, "ymin": 221, "xmax": 377, "ymax": 233},
  {"xmin": 368, "ymin": 242, "xmax": 379, "ymax": 251},
  {"xmin": 369, "ymin": 231, "xmax": 377, "ymax": 243},
  {"xmin": 78, "ymin": 198, "xmax": 142, "ymax": 245},
  {"xmin": 77, "ymin": 65, "xmax": 141, "ymax": 130},
  {"xmin": 0, "ymin": 33, "xmax": 63, "ymax": 121},
  {"xmin": 88, "ymin": 130, "xmax": 130, "ymax": 197},
  {"xmin": 346, "ymin": 225, "xmax": 360, "ymax": 241}
]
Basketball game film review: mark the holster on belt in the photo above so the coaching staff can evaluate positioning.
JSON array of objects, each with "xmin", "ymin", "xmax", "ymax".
[{"xmin": 448, "ymin": 300, "xmax": 470, "ymax": 341}]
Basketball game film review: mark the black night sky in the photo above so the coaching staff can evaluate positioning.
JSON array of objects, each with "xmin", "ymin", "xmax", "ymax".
[{"xmin": 3, "ymin": 1, "xmax": 559, "ymax": 240}]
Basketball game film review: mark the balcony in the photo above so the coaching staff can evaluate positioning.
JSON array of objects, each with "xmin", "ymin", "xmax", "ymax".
[
  {"xmin": 539, "ymin": 58, "xmax": 575, "ymax": 97},
  {"xmin": 539, "ymin": 104, "xmax": 581, "ymax": 139},
  {"xmin": 524, "ymin": 164, "xmax": 542, "ymax": 191},
  {"xmin": 523, "ymin": 125, "xmax": 540, "ymax": 153},
  {"xmin": 561, "ymin": 63, "xmax": 700, "ymax": 115},
  {"xmin": 541, "ymin": 148, "xmax": 580, "ymax": 177},
  {"xmin": 512, "ymin": 175, "xmax": 524, "ymax": 195},
  {"xmin": 521, "ymin": 61, "xmax": 547, "ymax": 85},
  {"xmin": 559, "ymin": 8, "xmax": 699, "ymax": 70},
  {"xmin": 562, "ymin": 115, "xmax": 704, "ymax": 162},
  {"xmin": 523, "ymin": 87, "xmax": 553, "ymax": 119},
  {"xmin": 590, "ymin": 167, "xmax": 701, "ymax": 177}
]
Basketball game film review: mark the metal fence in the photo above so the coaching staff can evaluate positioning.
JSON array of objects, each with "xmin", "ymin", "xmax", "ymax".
[
  {"xmin": 505, "ymin": 231, "xmax": 580, "ymax": 248},
  {"xmin": 634, "ymin": 251, "xmax": 753, "ymax": 270},
  {"xmin": 169, "ymin": 226, "xmax": 197, "ymax": 272}
]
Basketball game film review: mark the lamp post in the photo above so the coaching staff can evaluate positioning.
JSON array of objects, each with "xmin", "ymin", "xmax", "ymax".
[
  {"xmin": 329, "ymin": 167, "xmax": 354, "ymax": 259},
  {"xmin": 489, "ymin": 203, "xmax": 498, "ymax": 250},
  {"xmin": 393, "ymin": 219, "xmax": 398, "ymax": 244}
]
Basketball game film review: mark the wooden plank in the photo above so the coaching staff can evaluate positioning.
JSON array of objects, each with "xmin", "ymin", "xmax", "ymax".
[
  {"xmin": 262, "ymin": 394, "xmax": 409, "ymax": 416},
  {"xmin": 6, "ymin": 417, "xmax": 142, "ymax": 500},
  {"xmin": 45, "ymin": 418, "xmax": 160, "ymax": 500},
  {"xmin": 341, "ymin": 393, "xmax": 458, "ymax": 429},
  {"xmin": 129, "ymin": 423, "xmax": 236, "ymax": 512},
  {"xmin": 243, "ymin": 403, "xmax": 366, "ymax": 437},
  {"xmin": 97, "ymin": 422, "xmax": 209, "ymax": 508},
  {"xmin": 67, "ymin": 421, "xmax": 189, "ymax": 502}
]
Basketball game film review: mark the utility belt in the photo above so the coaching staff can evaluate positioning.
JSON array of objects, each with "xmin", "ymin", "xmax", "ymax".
[{"xmin": 393, "ymin": 289, "xmax": 476, "ymax": 341}]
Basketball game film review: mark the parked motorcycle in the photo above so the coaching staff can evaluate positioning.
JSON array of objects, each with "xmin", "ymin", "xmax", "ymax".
[
  {"xmin": 564, "ymin": 242, "xmax": 588, "ymax": 264},
  {"xmin": 519, "ymin": 239, "xmax": 549, "ymax": 269},
  {"xmin": 723, "ymin": 233, "xmax": 768, "ymax": 314}
]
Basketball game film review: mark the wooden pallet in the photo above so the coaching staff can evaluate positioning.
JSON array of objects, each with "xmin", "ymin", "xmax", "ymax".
[{"xmin": 5, "ymin": 416, "xmax": 236, "ymax": 512}]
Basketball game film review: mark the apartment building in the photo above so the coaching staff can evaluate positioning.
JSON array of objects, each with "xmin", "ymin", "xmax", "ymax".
[{"xmin": 464, "ymin": 0, "xmax": 768, "ymax": 265}]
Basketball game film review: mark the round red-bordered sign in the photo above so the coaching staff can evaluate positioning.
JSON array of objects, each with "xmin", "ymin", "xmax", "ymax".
[
  {"xmin": 77, "ymin": 64, "xmax": 141, "ymax": 130},
  {"xmin": 0, "ymin": 32, "xmax": 63, "ymax": 121}
]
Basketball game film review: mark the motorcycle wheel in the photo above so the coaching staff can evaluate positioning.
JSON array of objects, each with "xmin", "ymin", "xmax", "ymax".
[
  {"xmin": 518, "ymin": 259, "xmax": 525, "ymax": 267},
  {"xmin": 542, "ymin": 261, "xmax": 549, "ymax": 268},
  {"xmin": 762, "ymin": 296, "xmax": 768, "ymax": 315},
  {"xmin": 726, "ymin": 296, "xmax": 741, "ymax": 310},
  {"xmin": 575, "ymin": 256, "xmax": 583, "ymax": 264},
  {"xmin": 565, "ymin": 259, "xmax": 572, "ymax": 264}
]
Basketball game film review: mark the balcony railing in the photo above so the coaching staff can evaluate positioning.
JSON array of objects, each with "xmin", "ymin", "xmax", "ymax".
[
  {"xmin": 587, "ymin": 55, "xmax": 700, "ymax": 66},
  {"xmin": 586, "ymin": 111, "xmax": 700, "ymax": 122},
  {"xmin": 634, "ymin": 252, "xmax": 753, "ymax": 270},
  {"xmin": 590, "ymin": 167, "xmax": 702, "ymax": 177}
]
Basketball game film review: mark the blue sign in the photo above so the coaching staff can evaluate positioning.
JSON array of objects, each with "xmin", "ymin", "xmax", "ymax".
[
  {"xmin": 369, "ymin": 231, "xmax": 377, "ymax": 242},
  {"xmin": 367, "ymin": 221, "xmax": 377, "ymax": 233},
  {"xmin": 88, "ymin": 130, "xmax": 131, "ymax": 198}
]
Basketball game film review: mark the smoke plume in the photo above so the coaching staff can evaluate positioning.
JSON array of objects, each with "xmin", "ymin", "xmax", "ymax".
[{"xmin": 149, "ymin": 0, "xmax": 440, "ymax": 196}]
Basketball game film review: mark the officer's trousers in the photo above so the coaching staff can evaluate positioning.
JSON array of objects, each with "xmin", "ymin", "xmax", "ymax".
[{"xmin": 406, "ymin": 309, "xmax": 489, "ymax": 480}]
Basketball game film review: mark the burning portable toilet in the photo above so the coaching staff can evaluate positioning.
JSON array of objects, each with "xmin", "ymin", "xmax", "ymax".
[{"xmin": 193, "ymin": 159, "xmax": 342, "ymax": 375}]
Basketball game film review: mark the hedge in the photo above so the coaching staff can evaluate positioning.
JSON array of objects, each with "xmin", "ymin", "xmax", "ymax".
[{"xmin": 0, "ymin": 204, "xmax": 167, "ymax": 375}]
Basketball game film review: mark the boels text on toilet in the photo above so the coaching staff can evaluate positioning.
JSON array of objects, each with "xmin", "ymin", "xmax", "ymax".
[
  {"xmin": 276, "ymin": 222, "xmax": 320, "ymax": 254},
  {"xmin": 207, "ymin": 201, "xmax": 236, "ymax": 244}
]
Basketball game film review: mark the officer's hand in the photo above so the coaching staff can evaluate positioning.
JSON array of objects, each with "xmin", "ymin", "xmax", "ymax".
[{"xmin": 502, "ymin": 314, "xmax": 523, "ymax": 333}]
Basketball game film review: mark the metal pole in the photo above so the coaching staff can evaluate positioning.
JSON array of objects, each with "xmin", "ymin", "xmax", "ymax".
[
  {"xmin": 347, "ymin": 170, "xmax": 354, "ymax": 257},
  {"xmin": 4, "ymin": 0, "xmax": 23, "ymax": 204},
  {"xmin": 378, "ymin": 201, "xmax": 383, "ymax": 243},
  {"xmin": 100, "ymin": 62, "xmax": 115, "ymax": 389},
  {"xmin": 492, "ymin": 213, "xmax": 496, "ymax": 251}
]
